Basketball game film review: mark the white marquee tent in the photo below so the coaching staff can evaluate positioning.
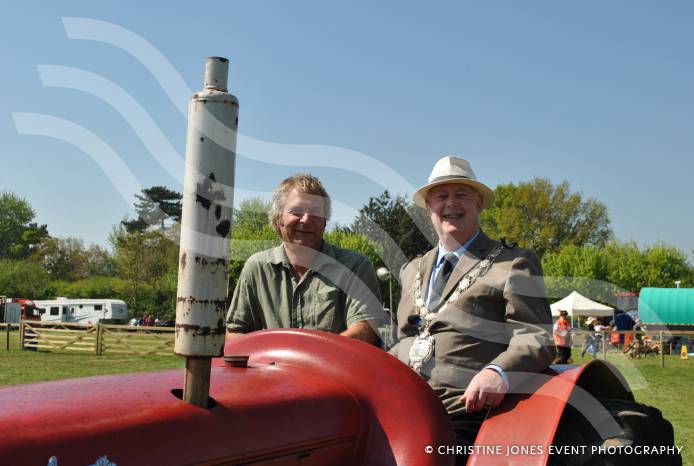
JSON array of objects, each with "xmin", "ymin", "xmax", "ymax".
[{"xmin": 550, "ymin": 291, "xmax": 614, "ymax": 318}]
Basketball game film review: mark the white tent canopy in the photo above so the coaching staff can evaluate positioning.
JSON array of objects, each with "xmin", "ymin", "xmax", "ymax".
[{"xmin": 550, "ymin": 291, "xmax": 614, "ymax": 317}]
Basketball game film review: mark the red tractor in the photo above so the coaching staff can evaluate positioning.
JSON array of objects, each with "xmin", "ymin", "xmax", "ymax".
[
  {"xmin": 1, "ymin": 56, "xmax": 679, "ymax": 466},
  {"xmin": 0, "ymin": 329, "xmax": 679, "ymax": 465}
]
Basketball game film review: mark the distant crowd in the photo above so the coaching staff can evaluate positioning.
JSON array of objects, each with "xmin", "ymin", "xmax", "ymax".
[
  {"xmin": 553, "ymin": 309, "xmax": 640, "ymax": 363},
  {"xmin": 138, "ymin": 315, "xmax": 158, "ymax": 326},
  {"xmin": 130, "ymin": 315, "xmax": 173, "ymax": 327}
]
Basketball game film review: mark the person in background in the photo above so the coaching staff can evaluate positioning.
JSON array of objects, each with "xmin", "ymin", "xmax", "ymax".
[
  {"xmin": 581, "ymin": 316, "xmax": 607, "ymax": 359},
  {"xmin": 553, "ymin": 309, "xmax": 573, "ymax": 363},
  {"xmin": 614, "ymin": 309, "xmax": 635, "ymax": 346}
]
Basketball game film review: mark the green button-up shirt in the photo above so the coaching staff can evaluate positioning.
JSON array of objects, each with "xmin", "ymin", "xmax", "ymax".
[{"xmin": 226, "ymin": 242, "xmax": 383, "ymax": 333}]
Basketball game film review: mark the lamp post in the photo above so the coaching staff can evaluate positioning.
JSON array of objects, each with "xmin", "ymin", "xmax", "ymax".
[
  {"xmin": 675, "ymin": 280, "xmax": 681, "ymax": 289},
  {"xmin": 376, "ymin": 267, "xmax": 392, "ymax": 312},
  {"xmin": 376, "ymin": 267, "xmax": 394, "ymax": 348}
]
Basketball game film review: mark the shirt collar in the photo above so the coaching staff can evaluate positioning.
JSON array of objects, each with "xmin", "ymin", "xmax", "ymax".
[
  {"xmin": 269, "ymin": 243, "xmax": 289, "ymax": 266},
  {"xmin": 269, "ymin": 240, "xmax": 335, "ymax": 272},
  {"xmin": 435, "ymin": 229, "xmax": 480, "ymax": 267}
]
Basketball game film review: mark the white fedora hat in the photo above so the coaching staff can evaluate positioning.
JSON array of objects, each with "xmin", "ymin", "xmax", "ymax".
[{"xmin": 413, "ymin": 156, "xmax": 495, "ymax": 209}]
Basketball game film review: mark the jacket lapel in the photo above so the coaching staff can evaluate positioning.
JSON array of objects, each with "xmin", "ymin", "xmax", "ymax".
[
  {"xmin": 439, "ymin": 231, "xmax": 494, "ymax": 302},
  {"xmin": 419, "ymin": 248, "xmax": 438, "ymax": 302}
]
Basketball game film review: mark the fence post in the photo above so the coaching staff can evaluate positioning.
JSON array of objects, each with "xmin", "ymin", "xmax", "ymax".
[
  {"xmin": 19, "ymin": 322, "xmax": 25, "ymax": 350},
  {"xmin": 660, "ymin": 331, "xmax": 664, "ymax": 368},
  {"xmin": 95, "ymin": 324, "xmax": 103, "ymax": 355},
  {"xmin": 5, "ymin": 324, "xmax": 9, "ymax": 351}
]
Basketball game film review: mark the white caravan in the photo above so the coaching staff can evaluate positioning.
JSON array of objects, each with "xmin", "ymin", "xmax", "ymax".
[{"xmin": 33, "ymin": 298, "xmax": 128, "ymax": 324}]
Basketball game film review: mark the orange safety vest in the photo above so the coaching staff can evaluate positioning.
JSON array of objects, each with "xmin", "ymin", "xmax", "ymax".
[{"xmin": 553, "ymin": 318, "xmax": 572, "ymax": 347}]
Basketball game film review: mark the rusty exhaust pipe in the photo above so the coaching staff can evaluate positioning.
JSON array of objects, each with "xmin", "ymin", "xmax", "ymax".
[{"xmin": 174, "ymin": 57, "xmax": 239, "ymax": 407}]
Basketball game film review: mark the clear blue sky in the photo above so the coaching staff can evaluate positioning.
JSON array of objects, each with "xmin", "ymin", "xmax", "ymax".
[{"xmin": 1, "ymin": 1, "xmax": 692, "ymax": 260}]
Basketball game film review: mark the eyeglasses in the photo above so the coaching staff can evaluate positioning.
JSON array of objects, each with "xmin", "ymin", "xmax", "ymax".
[{"xmin": 285, "ymin": 209, "xmax": 324, "ymax": 219}]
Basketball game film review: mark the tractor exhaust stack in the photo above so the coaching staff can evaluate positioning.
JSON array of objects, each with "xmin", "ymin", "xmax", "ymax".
[{"xmin": 175, "ymin": 57, "xmax": 239, "ymax": 407}]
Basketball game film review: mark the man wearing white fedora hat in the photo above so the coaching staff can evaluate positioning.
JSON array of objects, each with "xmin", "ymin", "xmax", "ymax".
[{"xmin": 389, "ymin": 156, "xmax": 555, "ymax": 458}]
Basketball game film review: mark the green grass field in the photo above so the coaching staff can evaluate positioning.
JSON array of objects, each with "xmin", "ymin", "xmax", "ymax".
[
  {"xmin": 2, "ymin": 332, "xmax": 692, "ymax": 464},
  {"xmin": 0, "ymin": 332, "xmax": 183, "ymax": 386}
]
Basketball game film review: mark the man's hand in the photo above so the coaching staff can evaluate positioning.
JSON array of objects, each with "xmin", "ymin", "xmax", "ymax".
[
  {"xmin": 459, "ymin": 368, "xmax": 507, "ymax": 413},
  {"xmin": 340, "ymin": 320, "xmax": 379, "ymax": 345}
]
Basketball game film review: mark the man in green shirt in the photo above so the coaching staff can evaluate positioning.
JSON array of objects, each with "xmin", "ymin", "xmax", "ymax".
[{"xmin": 226, "ymin": 174, "xmax": 382, "ymax": 344}]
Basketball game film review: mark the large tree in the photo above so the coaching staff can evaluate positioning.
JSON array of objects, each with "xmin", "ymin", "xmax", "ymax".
[
  {"xmin": 350, "ymin": 191, "xmax": 436, "ymax": 274},
  {"xmin": 110, "ymin": 226, "xmax": 179, "ymax": 316},
  {"xmin": 122, "ymin": 186, "xmax": 182, "ymax": 233},
  {"xmin": 229, "ymin": 220, "xmax": 280, "ymax": 292},
  {"xmin": 481, "ymin": 178, "xmax": 611, "ymax": 257},
  {"xmin": 0, "ymin": 259, "xmax": 53, "ymax": 298},
  {"xmin": 0, "ymin": 191, "xmax": 49, "ymax": 259},
  {"xmin": 541, "ymin": 241, "xmax": 694, "ymax": 304},
  {"xmin": 53, "ymin": 276, "xmax": 128, "ymax": 301},
  {"xmin": 31, "ymin": 237, "xmax": 89, "ymax": 281},
  {"xmin": 233, "ymin": 198, "xmax": 272, "ymax": 232},
  {"xmin": 229, "ymin": 197, "xmax": 279, "ymax": 284},
  {"xmin": 604, "ymin": 242, "xmax": 693, "ymax": 292},
  {"xmin": 83, "ymin": 243, "xmax": 117, "ymax": 277},
  {"xmin": 30, "ymin": 237, "xmax": 116, "ymax": 281}
]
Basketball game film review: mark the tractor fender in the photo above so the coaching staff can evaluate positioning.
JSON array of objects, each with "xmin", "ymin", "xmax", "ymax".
[
  {"xmin": 0, "ymin": 358, "xmax": 366, "ymax": 465},
  {"xmin": 222, "ymin": 329, "xmax": 456, "ymax": 466},
  {"xmin": 468, "ymin": 359, "xmax": 634, "ymax": 466},
  {"xmin": 1, "ymin": 329, "xmax": 452, "ymax": 465}
]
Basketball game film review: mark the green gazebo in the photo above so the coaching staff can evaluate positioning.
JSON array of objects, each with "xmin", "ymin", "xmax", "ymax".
[{"xmin": 639, "ymin": 287, "xmax": 694, "ymax": 331}]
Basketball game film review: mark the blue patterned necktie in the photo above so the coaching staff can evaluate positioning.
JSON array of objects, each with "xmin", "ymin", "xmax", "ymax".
[{"xmin": 429, "ymin": 253, "xmax": 458, "ymax": 308}]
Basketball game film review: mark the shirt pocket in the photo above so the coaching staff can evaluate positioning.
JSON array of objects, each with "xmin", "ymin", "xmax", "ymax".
[{"xmin": 306, "ymin": 289, "xmax": 341, "ymax": 331}]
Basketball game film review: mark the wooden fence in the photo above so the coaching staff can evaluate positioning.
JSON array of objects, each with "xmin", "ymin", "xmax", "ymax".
[
  {"xmin": 17, "ymin": 321, "xmax": 175, "ymax": 356},
  {"xmin": 1, "ymin": 323, "xmax": 18, "ymax": 351},
  {"xmin": 573, "ymin": 329, "xmax": 694, "ymax": 367},
  {"xmin": 8, "ymin": 322, "xmax": 694, "ymax": 365}
]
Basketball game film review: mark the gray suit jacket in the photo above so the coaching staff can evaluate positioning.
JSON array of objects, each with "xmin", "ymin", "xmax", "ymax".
[{"xmin": 389, "ymin": 231, "xmax": 555, "ymax": 414}]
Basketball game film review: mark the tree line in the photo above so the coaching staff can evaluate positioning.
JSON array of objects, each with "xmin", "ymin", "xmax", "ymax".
[{"xmin": 1, "ymin": 178, "xmax": 692, "ymax": 319}]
